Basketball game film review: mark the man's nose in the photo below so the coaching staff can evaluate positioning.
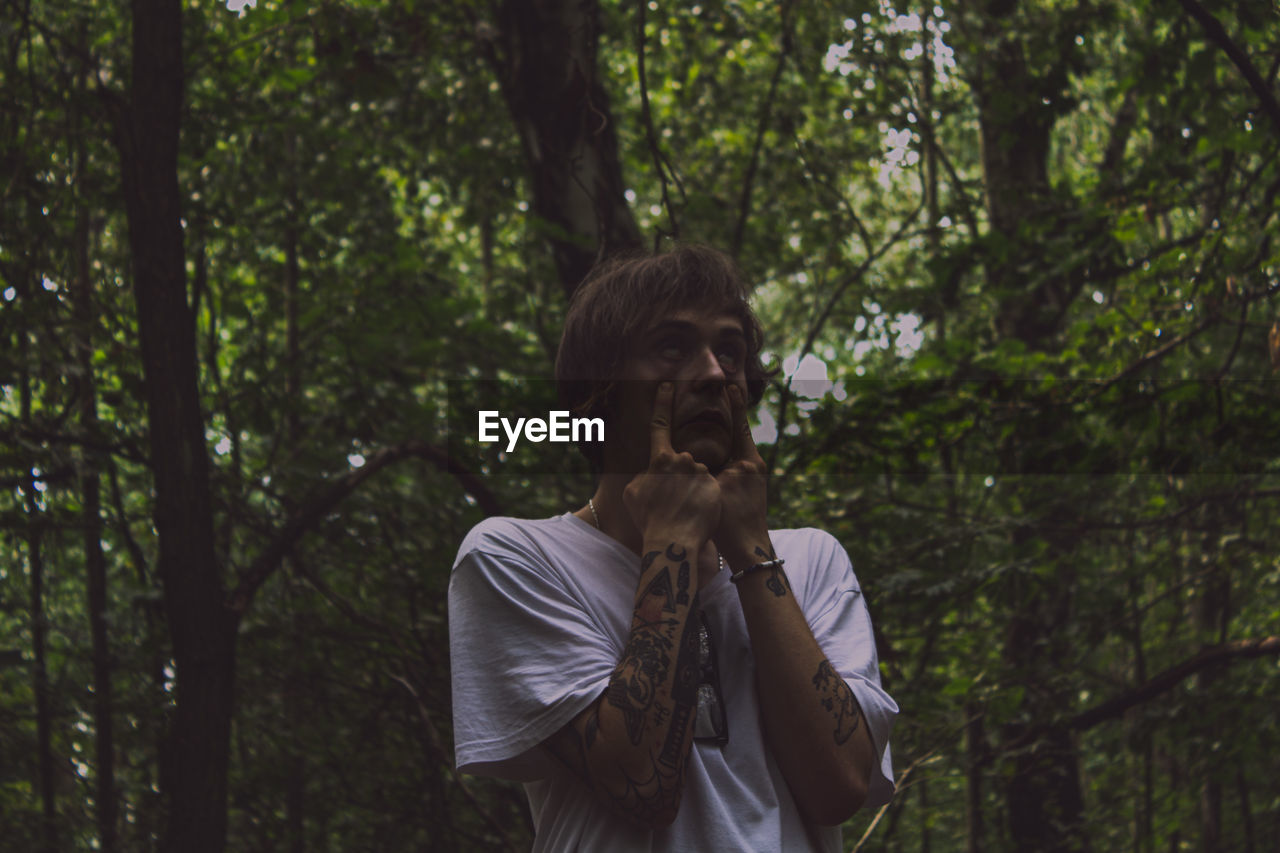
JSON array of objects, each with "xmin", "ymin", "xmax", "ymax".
[{"xmin": 687, "ymin": 345, "xmax": 728, "ymax": 387}]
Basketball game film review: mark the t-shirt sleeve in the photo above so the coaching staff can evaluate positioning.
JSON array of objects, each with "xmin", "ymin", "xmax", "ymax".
[
  {"xmin": 797, "ymin": 529, "xmax": 899, "ymax": 808},
  {"xmin": 449, "ymin": 523, "xmax": 618, "ymax": 780}
]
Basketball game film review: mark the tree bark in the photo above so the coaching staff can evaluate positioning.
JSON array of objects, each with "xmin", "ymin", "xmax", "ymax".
[
  {"xmin": 20, "ymin": 290, "xmax": 57, "ymax": 853},
  {"xmin": 117, "ymin": 1, "xmax": 236, "ymax": 850},
  {"xmin": 998, "ymin": 519, "xmax": 1091, "ymax": 851},
  {"xmin": 964, "ymin": 701, "xmax": 986, "ymax": 853},
  {"xmin": 958, "ymin": 2, "xmax": 1093, "ymax": 844},
  {"xmin": 484, "ymin": 0, "xmax": 643, "ymax": 297},
  {"xmin": 962, "ymin": 0, "xmax": 1086, "ymax": 345},
  {"xmin": 283, "ymin": 134, "xmax": 307, "ymax": 851},
  {"xmin": 75, "ymin": 127, "xmax": 118, "ymax": 853}
]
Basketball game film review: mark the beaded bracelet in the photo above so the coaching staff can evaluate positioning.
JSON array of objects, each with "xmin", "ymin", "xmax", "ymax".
[{"xmin": 729, "ymin": 557, "xmax": 785, "ymax": 584}]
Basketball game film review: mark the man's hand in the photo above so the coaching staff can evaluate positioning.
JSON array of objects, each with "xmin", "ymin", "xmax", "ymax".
[
  {"xmin": 624, "ymin": 382, "xmax": 722, "ymax": 561},
  {"xmin": 547, "ymin": 382, "xmax": 716, "ymax": 830},
  {"xmin": 714, "ymin": 384, "xmax": 772, "ymax": 571}
]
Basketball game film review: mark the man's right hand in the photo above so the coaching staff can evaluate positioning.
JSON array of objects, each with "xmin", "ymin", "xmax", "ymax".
[{"xmin": 623, "ymin": 382, "xmax": 722, "ymax": 556}]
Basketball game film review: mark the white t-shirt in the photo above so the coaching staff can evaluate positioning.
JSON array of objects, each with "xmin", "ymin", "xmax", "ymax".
[{"xmin": 450, "ymin": 513, "xmax": 897, "ymax": 852}]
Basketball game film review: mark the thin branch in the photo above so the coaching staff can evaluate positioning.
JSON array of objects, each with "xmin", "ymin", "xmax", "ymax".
[
  {"xmin": 791, "ymin": 132, "xmax": 874, "ymax": 254},
  {"xmin": 852, "ymin": 746, "xmax": 944, "ymax": 851},
  {"xmin": 1098, "ymin": 85, "xmax": 1138, "ymax": 187},
  {"xmin": 1091, "ymin": 309, "xmax": 1223, "ymax": 392},
  {"xmin": 1070, "ymin": 636, "xmax": 1280, "ymax": 732},
  {"xmin": 290, "ymin": 554, "xmax": 402, "ymax": 641},
  {"xmin": 1211, "ymin": 297, "xmax": 1250, "ymax": 381},
  {"xmin": 227, "ymin": 440, "xmax": 501, "ymax": 614},
  {"xmin": 1176, "ymin": 0, "xmax": 1280, "ymax": 135},
  {"xmin": 901, "ymin": 73, "xmax": 980, "ymax": 240},
  {"xmin": 636, "ymin": 0, "xmax": 679, "ymax": 242},
  {"xmin": 1082, "ymin": 277, "xmax": 1280, "ymax": 400},
  {"xmin": 730, "ymin": 0, "xmax": 793, "ymax": 256},
  {"xmin": 767, "ymin": 205, "xmax": 926, "ymax": 474},
  {"xmin": 388, "ymin": 673, "xmax": 525, "ymax": 853}
]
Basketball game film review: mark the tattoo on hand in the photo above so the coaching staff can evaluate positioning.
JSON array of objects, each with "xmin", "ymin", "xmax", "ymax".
[{"xmin": 812, "ymin": 660, "xmax": 863, "ymax": 745}]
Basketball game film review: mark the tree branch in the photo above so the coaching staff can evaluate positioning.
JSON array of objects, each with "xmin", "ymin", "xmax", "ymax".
[
  {"xmin": 1070, "ymin": 637, "xmax": 1280, "ymax": 732},
  {"xmin": 1176, "ymin": 0, "xmax": 1280, "ymax": 135},
  {"xmin": 227, "ymin": 440, "xmax": 502, "ymax": 614},
  {"xmin": 766, "ymin": 203, "xmax": 926, "ymax": 475},
  {"xmin": 636, "ymin": 0, "xmax": 680, "ymax": 242},
  {"xmin": 730, "ymin": 0, "xmax": 793, "ymax": 256}
]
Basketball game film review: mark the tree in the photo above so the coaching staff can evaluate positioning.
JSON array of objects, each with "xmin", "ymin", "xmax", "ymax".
[{"xmin": 2, "ymin": 0, "xmax": 1278, "ymax": 850}]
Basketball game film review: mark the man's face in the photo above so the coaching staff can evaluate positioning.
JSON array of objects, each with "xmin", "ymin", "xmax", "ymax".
[{"xmin": 605, "ymin": 307, "xmax": 750, "ymax": 474}]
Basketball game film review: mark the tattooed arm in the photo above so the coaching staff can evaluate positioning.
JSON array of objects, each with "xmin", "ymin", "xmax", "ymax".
[
  {"xmin": 543, "ymin": 382, "xmax": 723, "ymax": 829},
  {"xmin": 716, "ymin": 385, "xmax": 876, "ymax": 825},
  {"xmin": 730, "ymin": 544, "xmax": 876, "ymax": 825},
  {"xmin": 543, "ymin": 538, "xmax": 703, "ymax": 829}
]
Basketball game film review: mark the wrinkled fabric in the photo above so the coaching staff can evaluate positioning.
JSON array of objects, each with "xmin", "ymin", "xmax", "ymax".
[{"xmin": 450, "ymin": 513, "xmax": 897, "ymax": 852}]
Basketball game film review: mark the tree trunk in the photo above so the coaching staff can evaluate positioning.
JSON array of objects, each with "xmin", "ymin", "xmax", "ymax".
[
  {"xmin": 964, "ymin": 701, "xmax": 986, "ymax": 853},
  {"xmin": 1194, "ymin": 520, "xmax": 1229, "ymax": 853},
  {"xmin": 486, "ymin": 0, "xmax": 643, "ymax": 296},
  {"xmin": 283, "ymin": 132, "xmax": 307, "ymax": 852},
  {"xmin": 958, "ymin": 1, "xmax": 1091, "ymax": 844},
  {"xmin": 20, "ymin": 293, "xmax": 57, "ymax": 853},
  {"xmin": 117, "ymin": 2, "xmax": 237, "ymax": 850},
  {"xmin": 999, "ymin": 523, "xmax": 1091, "ymax": 852},
  {"xmin": 1002, "ymin": 587, "xmax": 1091, "ymax": 851},
  {"xmin": 962, "ymin": 0, "xmax": 1085, "ymax": 345},
  {"xmin": 75, "ymin": 134, "xmax": 118, "ymax": 853}
]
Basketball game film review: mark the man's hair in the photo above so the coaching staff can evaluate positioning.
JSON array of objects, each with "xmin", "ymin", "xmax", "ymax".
[{"xmin": 555, "ymin": 244, "xmax": 775, "ymax": 471}]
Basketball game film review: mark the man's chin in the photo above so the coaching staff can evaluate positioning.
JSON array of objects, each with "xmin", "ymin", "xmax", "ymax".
[{"xmin": 680, "ymin": 439, "xmax": 731, "ymax": 472}]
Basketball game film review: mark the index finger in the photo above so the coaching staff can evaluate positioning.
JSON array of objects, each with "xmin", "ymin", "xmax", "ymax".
[
  {"xmin": 650, "ymin": 381, "xmax": 675, "ymax": 458},
  {"xmin": 728, "ymin": 384, "xmax": 764, "ymax": 463}
]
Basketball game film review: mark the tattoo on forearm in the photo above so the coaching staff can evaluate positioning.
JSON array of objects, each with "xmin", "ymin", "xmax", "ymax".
[
  {"xmin": 554, "ymin": 542, "xmax": 699, "ymax": 822},
  {"xmin": 659, "ymin": 614, "xmax": 699, "ymax": 768},
  {"xmin": 754, "ymin": 545, "xmax": 791, "ymax": 598},
  {"xmin": 812, "ymin": 660, "xmax": 863, "ymax": 745},
  {"xmin": 607, "ymin": 627, "xmax": 673, "ymax": 744},
  {"xmin": 639, "ymin": 566, "xmax": 678, "ymax": 616}
]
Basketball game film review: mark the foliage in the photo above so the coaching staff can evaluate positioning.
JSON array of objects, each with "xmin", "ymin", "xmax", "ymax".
[{"xmin": 2, "ymin": 0, "xmax": 1278, "ymax": 850}]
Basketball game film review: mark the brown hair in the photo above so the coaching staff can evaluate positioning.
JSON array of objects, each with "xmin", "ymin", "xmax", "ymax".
[{"xmin": 554, "ymin": 244, "xmax": 775, "ymax": 471}]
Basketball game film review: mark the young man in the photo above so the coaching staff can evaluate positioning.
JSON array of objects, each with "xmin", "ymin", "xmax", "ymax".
[{"xmin": 450, "ymin": 246, "xmax": 896, "ymax": 851}]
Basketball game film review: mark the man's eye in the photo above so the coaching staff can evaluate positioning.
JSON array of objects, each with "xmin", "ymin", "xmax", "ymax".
[
  {"xmin": 717, "ymin": 347, "xmax": 744, "ymax": 369},
  {"xmin": 657, "ymin": 339, "xmax": 686, "ymax": 359}
]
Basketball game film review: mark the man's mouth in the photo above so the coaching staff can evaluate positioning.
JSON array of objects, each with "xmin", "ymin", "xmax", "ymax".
[{"xmin": 681, "ymin": 409, "xmax": 730, "ymax": 431}]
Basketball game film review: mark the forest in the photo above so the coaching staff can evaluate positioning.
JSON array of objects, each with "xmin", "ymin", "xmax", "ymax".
[{"xmin": 2, "ymin": 0, "xmax": 1278, "ymax": 850}]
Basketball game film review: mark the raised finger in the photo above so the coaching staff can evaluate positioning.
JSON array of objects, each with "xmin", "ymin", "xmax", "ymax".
[
  {"xmin": 728, "ymin": 384, "xmax": 764, "ymax": 464},
  {"xmin": 649, "ymin": 381, "xmax": 675, "ymax": 459}
]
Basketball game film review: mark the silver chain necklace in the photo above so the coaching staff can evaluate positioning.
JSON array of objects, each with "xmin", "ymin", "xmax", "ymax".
[{"xmin": 588, "ymin": 498, "xmax": 724, "ymax": 572}]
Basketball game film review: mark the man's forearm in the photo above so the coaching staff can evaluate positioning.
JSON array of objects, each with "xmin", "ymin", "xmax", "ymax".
[
  {"xmin": 728, "ymin": 541, "xmax": 876, "ymax": 826},
  {"xmin": 545, "ymin": 537, "xmax": 703, "ymax": 829}
]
